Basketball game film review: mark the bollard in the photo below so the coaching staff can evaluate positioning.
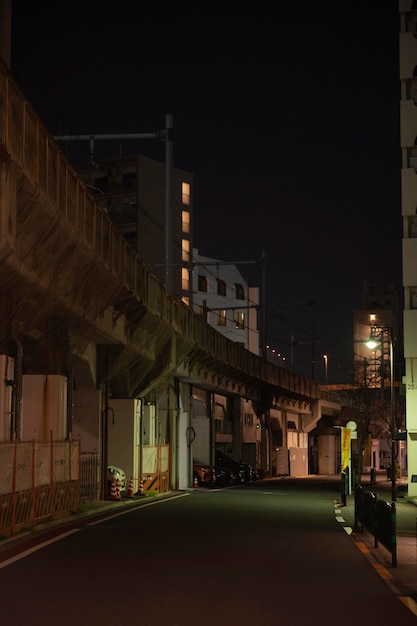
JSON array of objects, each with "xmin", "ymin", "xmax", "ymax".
[
  {"xmin": 370, "ymin": 468, "xmax": 376, "ymax": 485},
  {"xmin": 391, "ymin": 502, "xmax": 397, "ymax": 568},
  {"xmin": 341, "ymin": 472, "xmax": 347, "ymax": 506}
]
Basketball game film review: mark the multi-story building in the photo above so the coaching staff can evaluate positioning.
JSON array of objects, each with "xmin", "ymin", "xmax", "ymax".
[
  {"xmin": 191, "ymin": 248, "xmax": 261, "ymax": 469},
  {"xmin": 399, "ymin": 1, "xmax": 417, "ymax": 496},
  {"xmin": 192, "ymin": 248, "xmax": 260, "ymax": 354},
  {"xmin": 354, "ymin": 280, "xmax": 399, "ymax": 371},
  {"xmin": 76, "ymin": 155, "xmax": 194, "ymax": 304}
]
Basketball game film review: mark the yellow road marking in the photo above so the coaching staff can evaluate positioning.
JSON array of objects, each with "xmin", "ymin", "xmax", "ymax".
[
  {"xmin": 399, "ymin": 596, "xmax": 417, "ymax": 616},
  {"xmin": 373, "ymin": 563, "xmax": 393, "ymax": 580},
  {"xmin": 356, "ymin": 542, "xmax": 370, "ymax": 554}
]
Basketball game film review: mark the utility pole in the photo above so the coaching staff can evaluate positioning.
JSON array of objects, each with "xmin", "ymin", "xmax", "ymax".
[
  {"xmin": 164, "ymin": 114, "xmax": 174, "ymax": 293},
  {"xmin": 54, "ymin": 114, "xmax": 175, "ymax": 292}
]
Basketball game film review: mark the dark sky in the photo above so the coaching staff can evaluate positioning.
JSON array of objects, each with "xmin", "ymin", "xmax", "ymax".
[{"xmin": 9, "ymin": 1, "xmax": 402, "ymax": 383}]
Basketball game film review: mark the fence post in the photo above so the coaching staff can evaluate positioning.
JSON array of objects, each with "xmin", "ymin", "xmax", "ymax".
[
  {"xmin": 391, "ymin": 502, "xmax": 397, "ymax": 568},
  {"xmin": 354, "ymin": 485, "xmax": 362, "ymax": 532},
  {"xmin": 341, "ymin": 471, "xmax": 347, "ymax": 506},
  {"xmin": 373, "ymin": 493, "xmax": 378, "ymax": 549}
]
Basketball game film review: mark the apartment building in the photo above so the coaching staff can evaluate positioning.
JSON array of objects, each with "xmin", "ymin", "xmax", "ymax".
[
  {"xmin": 192, "ymin": 248, "xmax": 260, "ymax": 354},
  {"xmin": 76, "ymin": 155, "xmax": 194, "ymax": 304},
  {"xmin": 400, "ymin": 1, "xmax": 417, "ymax": 496}
]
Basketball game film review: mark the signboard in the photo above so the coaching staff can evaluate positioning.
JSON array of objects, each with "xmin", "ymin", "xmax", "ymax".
[{"xmin": 341, "ymin": 428, "xmax": 351, "ymax": 472}]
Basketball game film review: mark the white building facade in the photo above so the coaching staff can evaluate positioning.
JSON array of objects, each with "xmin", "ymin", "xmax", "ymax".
[
  {"xmin": 400, "ymin": 1, "xmax": 417, "ymax": 496},
  {"xmin": 192, "ymin": 248, "xmax": 260, "ymax": 354},
  {"xmin": 192, "ymin": 249, "xmax": 261, "ymax": 468}
]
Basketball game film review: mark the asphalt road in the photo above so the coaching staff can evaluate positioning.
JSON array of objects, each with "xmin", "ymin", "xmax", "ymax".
[{"xmin": 1, "ymin": 479, "xmax": 416, "ymax": 626}]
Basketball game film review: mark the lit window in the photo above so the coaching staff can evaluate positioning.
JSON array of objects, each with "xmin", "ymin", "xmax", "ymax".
[
  {"xmin": 235, "ymin": 283, "xmax": 245, "ymax": 300},
  {"xmin": 217, "ymin": 279, "xmax": 226, "ymax": 297},
  {"xmin": 244, "ymin": 413, "xmax": 253, "ymax": 426},
  {"xmin": 182, "ymin": 267, "xmax": 189, "ymax": 291},
  {"xmin": 181, "ymin": 296, "xmax": 190, "ymax": 306},
  {"xmin": 182, "ymin": 182, "xmax": 191, "ymax": 205},
  {"xmin": 182, "ymin": 239, "xmax": 190, "ymax": 262},
  {"xmin": 182, "ymin": 210, "xmax": 190, "ymax": 234},
  {"xmin": 235, "ymin": 312, "xmax": 245, "ymax": 329},
  {"xmin": 217, "ymin": 309, "xmax": 227, "ymax": 326},
  {"xmin": 198, "ymin": 275, "xmax": 208, "ymax": 292}
]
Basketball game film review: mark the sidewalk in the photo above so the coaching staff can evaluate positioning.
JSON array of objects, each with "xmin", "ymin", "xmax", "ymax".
[{"xmin": 337, "ymin": 472, "xmax": 417, "ymax": 603}]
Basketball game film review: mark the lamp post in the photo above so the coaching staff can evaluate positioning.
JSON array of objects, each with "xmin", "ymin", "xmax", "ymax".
[{"xmin": 365, "ymin": 325, "xmax": 396, "ymax": 503}]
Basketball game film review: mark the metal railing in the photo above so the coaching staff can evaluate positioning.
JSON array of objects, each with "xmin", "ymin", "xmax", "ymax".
[
  {"xmin": 354, "ymin": 485, "xmax": 397, "ymax": 567},
  {"xmin": 80, "ymin": 452, "xmax": 99, "ymax": 502}
]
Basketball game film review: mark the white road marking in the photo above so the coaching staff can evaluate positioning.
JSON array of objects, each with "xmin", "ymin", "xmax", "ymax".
[
  {"xmin": 0, "ymin": 493, "xmax": 191, "ymax": 568},
  {"xmin": 0, "ymin": 529, "xmax": 79, "ymax": 569}
]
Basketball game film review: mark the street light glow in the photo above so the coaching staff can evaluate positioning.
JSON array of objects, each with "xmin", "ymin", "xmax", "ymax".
[
  {"xmin": 365, "ymin": 337, "xmax": 379, "ymax": 350},
  {"xmin": 365, "ymin": 325, "xmax": 396, "ymax": 504}
]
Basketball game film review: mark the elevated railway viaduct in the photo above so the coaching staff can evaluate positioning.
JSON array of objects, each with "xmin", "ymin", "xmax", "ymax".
[{"xmin": 0, "ymin": 58, "xmax": 339, "ymax": 502}]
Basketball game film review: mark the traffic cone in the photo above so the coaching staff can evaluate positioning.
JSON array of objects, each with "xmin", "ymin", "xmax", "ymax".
[
  {"xmin": 126, "ymin": 476, "xmax": 135, "ymax": 498},
  {"xmin": 136, "ymin": 478, "xmax": 144, "ymax": 496},
  {"xmin": 193, "ymin": 475, "xmax": 199, "ymax": 488},
  {"xmin": 110, "ymin": 477, "xmax": 118, "ymax": 500},
  {"xmin": 115, "ymin": 479, "xmax": 121, "ymax": 500}
]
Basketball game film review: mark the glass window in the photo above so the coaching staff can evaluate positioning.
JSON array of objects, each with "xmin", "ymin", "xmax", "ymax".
[
  {"xmin": 198, "ymin": 275, "xmax": 208, "ymax": 292},
  {"xmin": 217, "ymin": 309, "xmax": 227, "ymax": 326},
  {"xmin": 182, "ymin": 239, "xmax": 190, "ymax": 262},
  {"xmin": 182, "ymin": 210, "xmax": 190, "ymax": 234},
  {"xmin": 235, "ymin": 283, "xmax": 245, "ymax": 300},
  {"xmin": 244, "ymin": 413, "xmax": 253, "ymax": 426},
  {"xmin": 182, "ymin": 267, "xmax": 189, "ymax": 291},
  {"xmin": 182, "ymin": 182, "xmax": 191, "ymax": 205},
  {"xmin": 217, "ymin": 279, "xmax": 226, "ymax": 297},
  {"xmin": 235, "ymin": 312, "xmax": 245, "ymax": 329}
]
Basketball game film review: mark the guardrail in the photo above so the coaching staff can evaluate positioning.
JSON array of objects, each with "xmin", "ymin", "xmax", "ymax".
[{"xmin": 354, "ymin": 485, "xmax": 397, "ymax": 567}]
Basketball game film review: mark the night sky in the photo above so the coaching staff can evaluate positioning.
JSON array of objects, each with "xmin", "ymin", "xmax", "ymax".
[{"xmin": 9, "ymin": 1, "xmax": 402, "ymax": 383}]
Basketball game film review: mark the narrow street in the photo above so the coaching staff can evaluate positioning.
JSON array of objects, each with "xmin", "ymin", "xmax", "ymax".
[{"xmin": 1, "ymin": 479, "xmax": 416, "ymax": 626}]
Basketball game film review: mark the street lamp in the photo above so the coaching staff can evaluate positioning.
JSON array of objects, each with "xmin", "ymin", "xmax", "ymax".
[
  {"xmin": 323, "ymin": 354, "xmax": 328, "ymax": 385},
  {"xmin": 365, "ymin": 325, "xmax": 396, "ymax": 503}
]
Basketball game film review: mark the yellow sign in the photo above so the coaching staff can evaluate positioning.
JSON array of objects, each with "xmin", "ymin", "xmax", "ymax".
[{"xmin": 341, "ymin": 428, "xmax": 351, "ymax": 472}]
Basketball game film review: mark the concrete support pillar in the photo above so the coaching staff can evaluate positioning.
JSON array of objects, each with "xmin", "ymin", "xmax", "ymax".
[
  {"xmin": 228, "ymin": 396, "xmax": 242, "ymax": 459},
  {"xmin": 176, "ymin": 381, "xmax": 192, "ymax": 490},
  {"xmin": 260, "ymin": 410, "xmax": 270, "ymax": 476}
]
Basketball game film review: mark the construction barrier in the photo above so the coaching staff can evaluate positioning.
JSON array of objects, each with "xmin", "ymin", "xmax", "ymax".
[
  {"xmin": 0, "ymin": 440, "xmax": 80, "ymax": 536},
  {"xmin": 139, "ymin": 444, "xmax": 170, "ymax": 493},
  {"xmin": 0, "ymin": 481, "xmax": 80, "ymax": 537}
]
